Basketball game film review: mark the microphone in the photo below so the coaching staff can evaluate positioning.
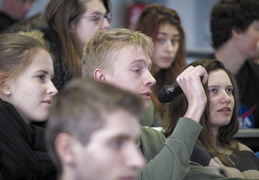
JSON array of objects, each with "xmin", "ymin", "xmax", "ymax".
[{"xmin": 157, "ymin": 83, "xmax": 183, "ymax": 103}]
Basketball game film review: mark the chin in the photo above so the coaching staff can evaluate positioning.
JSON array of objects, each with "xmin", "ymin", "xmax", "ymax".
[{"xmin": 143, "ymin": 101, "xmax": 150, "ymax": 111}]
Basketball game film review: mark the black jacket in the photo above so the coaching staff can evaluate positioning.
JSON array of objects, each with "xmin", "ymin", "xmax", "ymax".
[{"xmin": 0, "ymin": 99, "xmax": 56, "ymax": 180}]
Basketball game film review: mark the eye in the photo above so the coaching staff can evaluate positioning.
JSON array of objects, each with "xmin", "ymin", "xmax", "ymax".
[
  {"xmin": 171, "ymin": 39, "xmax": 179, "ymax": 45},
  {"xmin": 37, "ymin": 74, "xmax": 45, "ymax": 80},
  {"xmin": 226, "ymin": 88, "xmax": 233, "ymax": 94},
  {"xmin": 157, "ymin": 38, "xmax": 166, "ymax": 44},
  {"xmin": 132, "ymin": 69, "xmax": 141, "ymax": 73},
  {"xmin": 209, "ymin": 88, "xmax": 217, "ymax": 93},
  {"xmin": 110, "ymin": 140, "xmax": 123, "ymax": 149},
  {"xmin": 91, "ymin": 14, "xmax": 101, "ymax": 22}
]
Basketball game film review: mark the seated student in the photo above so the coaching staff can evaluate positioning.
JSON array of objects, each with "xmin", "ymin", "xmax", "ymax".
[
  {"xmin": 0, "ymin": 33, "xmax": 58, "ymax": 180},
  {"xmin": 163, "ymin": 59, "xmax": 259, "ymax": 179},
  {"xmin": 45, "ymin": 77, "xmax": 145, "ymax": 180},
  {"xmin": 0, "ymin": 0, "xmax": 34, "ymax": 32},
  {"xmin": 81, "ymin": 28, "xmax": 253, "ymax": 179},
  {"xmin": 134, "ymin": 4, "xmax": 186, "ymax": 126},
  {"xmin": 43, "ymin": 0, "xmax": 111, "ymax": 91}
]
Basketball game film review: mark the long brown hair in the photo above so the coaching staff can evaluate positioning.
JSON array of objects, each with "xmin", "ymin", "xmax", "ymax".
[
  {"xmin": 163, "ymin": 59, "xmax": 240, "ymax": 166},
  {"xmin": 45, "ymin": 0, "xmax": 110, "ymax": 78},
  {"xmin": 134, "ymin": 4, "xmax": 186, "ymax": 114}
]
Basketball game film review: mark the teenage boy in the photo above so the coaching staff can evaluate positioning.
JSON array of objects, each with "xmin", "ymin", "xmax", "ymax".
[
  {"xmin": 81, "ymin": 28, "xmax": 253, "ymax": 179},
  {"xmin": 208, "ymin": 0, "xmax": 259, "ymax": 128},
  {"xmin": 45, "ymin": 77, "xmax": 145, "ymax": 180}
]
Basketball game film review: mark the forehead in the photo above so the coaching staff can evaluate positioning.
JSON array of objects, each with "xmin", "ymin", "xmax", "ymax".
[
  {"xmin": 158, "ymin": 23, "xmax": 179, "ymax": 35},
  {"xmin": 90, "ymin": 109, "xmax": 140, "ymax": 140},
  {"xmin": 112, "ymin": 45, "xmax": 152, "ymax": 68},
  {"xmin": 84, "ymin": 0, "xmax": 107, "ymax": 14},
  {"xmin": 24, "ymin": 50, "xmax": 52, "ymax": 69},
  {"xmin": 208, "ymin": 69, "xmax": 231, "ymax": 85}
]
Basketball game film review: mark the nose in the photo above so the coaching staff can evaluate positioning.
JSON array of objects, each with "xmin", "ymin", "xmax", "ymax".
[
  {"xmin": 101, "ymin": 18, "xmax": 110, "ymax": 30},
  {"xmin": 48, "ymin": 81, "xmax": 58, "ymax": 96},
  {"xmin": 144, "ymin": 71, "xmax": 156, "ymax": 87},
  {"xmin": 165, "ymin": 40, "xmax": 174, "ymax": 52},
  {"xmin": 126, "ymin": 147, "xmax": 145, "ymax": 169},
  {"xmin": 220, "ymin": 90, "xmax": 231, "ymax": 103}
]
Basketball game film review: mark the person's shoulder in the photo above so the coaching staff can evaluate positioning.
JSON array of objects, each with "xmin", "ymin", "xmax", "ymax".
[
  {"xmin": 138, "ymin": 126, "xmax": 165, "ymax": 162},
  {"xmin": 237, "ymin": 142, "xmax": 254, "ymax": 152},
  {"xmin": 139, "ymin": 125, "xmax": 165, "ymax": 139}
]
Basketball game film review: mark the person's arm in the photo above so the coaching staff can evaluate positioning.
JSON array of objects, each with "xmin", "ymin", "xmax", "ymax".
[
  {"xmin": 137, "ymin": 117, "xmax": 202, "ymax": 180},
  {"xmin": 138, "ymin": 66, "xmax": 208, "ymax": 180},
  {"xmin": 184, "ymin": 161, "xmax": 257, "ymax": 180}
]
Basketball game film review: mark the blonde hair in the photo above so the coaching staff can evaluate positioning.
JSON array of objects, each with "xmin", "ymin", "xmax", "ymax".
[
  {"xmin": 17, "ymin": 30, "xmax": 46, "ymax": 44},
  {"xmin": 0, "ymin": 33, "xmax": 50, "ymax": 80},
  {"xmin": 82, "ymin": 28, "xmax": 153, "ymax": 78}
]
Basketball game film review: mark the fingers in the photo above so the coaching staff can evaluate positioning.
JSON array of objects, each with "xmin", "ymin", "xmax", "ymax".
[
  {"xmin": 176, "ymin": 65, "xmax": 208, "ymax": 123},
  {"xmin": 176, "ymin": 65, "xmax": 207, "ymax": 85}
]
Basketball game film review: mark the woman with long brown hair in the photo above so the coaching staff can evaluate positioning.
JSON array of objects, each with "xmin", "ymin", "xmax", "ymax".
[
  {"xmin": 43, "ymin": 0, "xmax": 111, "ymax": 90},
  {"xmin": 163, "ymin": 59, "xmax": 259, "ymax": 178},
  {"xmin": 134, "ymin": 4, "xmax": 186, "ymax": 125}
]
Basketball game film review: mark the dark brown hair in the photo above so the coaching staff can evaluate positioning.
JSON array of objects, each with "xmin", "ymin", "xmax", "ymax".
[{"xmin": 163, "ymin": 58, "xmax": 240, "ymax": 166}]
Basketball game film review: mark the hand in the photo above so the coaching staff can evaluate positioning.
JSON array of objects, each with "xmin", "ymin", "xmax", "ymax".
[{"xmin": 176, "ymin": 65, "xmax": 208, "ymax": 123}]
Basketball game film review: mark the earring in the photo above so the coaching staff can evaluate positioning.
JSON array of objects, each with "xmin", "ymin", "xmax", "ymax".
[{"xmin": 5, "ymin": 91, "xmax": 11, "ymax": 95}]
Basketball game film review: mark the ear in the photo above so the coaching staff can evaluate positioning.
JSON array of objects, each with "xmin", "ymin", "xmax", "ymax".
[
  {"xmin": 231, "ymin": 28, "xmax": 241, "ymax": 40},
  {"xmin": 93, "ymin": 68, "xmax": 107, "ymax": 82},
  {"xmin": 69, "ymin": 21, "xmax": 77, "ymax": 33},
  {"xmin": 55, "ymin": 133, "xmax": 78, "ymax": 166},
  {"xmin": 0, "ymin": 74, "xmax": 11, "ymax": 96}
]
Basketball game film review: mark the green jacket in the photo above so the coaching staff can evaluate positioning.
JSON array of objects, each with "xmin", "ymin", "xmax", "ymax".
[{"xmin": 137, "ymin": 118, "xmax": 258, "ymax": 180}]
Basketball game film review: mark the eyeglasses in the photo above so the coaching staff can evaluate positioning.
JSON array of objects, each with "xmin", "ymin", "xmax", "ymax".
[
  {"xmin": 82, "ymin": 13, "xmax": 112, "ymax": 25},
  {"xmin": 17, "ymin": 0, "xmax": 34, "ymax": 3}
]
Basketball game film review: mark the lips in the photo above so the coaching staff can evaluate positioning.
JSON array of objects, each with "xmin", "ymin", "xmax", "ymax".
[
  {"xmin": 217, "ymin": 107, "xmax": 232, "ymax": 114},
  {"xmin": 120, "ymin": 176, "xmax": 136, "ymax": 180},
  {"xmin": 42, "ymin": 99, "xmax": 52, "ymax": 105},
  {"xmin": 139, "ymin": 91, "xmax": 151, "ymax": 100},
  {"xmin": 218, "ymin": 107, "xmax": 230, "ymax": 111},
  {"xmin": 161, "ymin": 57, "xmax": 173, "ymax": 62}
]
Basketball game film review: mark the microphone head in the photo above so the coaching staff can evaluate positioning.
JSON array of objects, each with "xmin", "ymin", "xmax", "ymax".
[{"xmin": 157, "ymin": 83, "xmax": 183, "ymax": 103}]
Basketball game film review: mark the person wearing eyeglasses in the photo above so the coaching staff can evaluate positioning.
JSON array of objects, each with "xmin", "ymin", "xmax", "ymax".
[
  {"xmin": 0, "ymin": 0, "xmax": 34, "ymax": 32},
  {"xmin": 42, "ymin": 0, "xmax": 111, "ymax": 91}
]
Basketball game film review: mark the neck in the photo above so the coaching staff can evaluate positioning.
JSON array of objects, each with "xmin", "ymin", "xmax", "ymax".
[
  {"xmin": 211, "ymin": 126, "xmax": 219, "ymax": 147},
  {"xmin": 59, "ymin": 171, "xmax": 74, "ymax": 180},
  {"xmin": 214, "ymin": 41, "xmax": 246, "ymax": 74}
]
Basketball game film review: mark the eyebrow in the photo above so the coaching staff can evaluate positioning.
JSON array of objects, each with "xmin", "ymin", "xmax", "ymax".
[
  {"xmin": 208, "ymin": 85, "xmax": 233, "ymax": 88},
  {"xmin": 130, "ymin": 59, "xmax": 152, "ymax": 70},
  {"xmin": 35, "ymin": 70, "xmax": 55, "ymax": 78},
  {"xmin": 158, "ymin": 32, "xmax": 180, "ymax": 38},
  {"xmin": 108, "ymin": 133, "xmax": 139, "ymax": 143},
  {"xmin": 90, "ymin": 10, "xmax": 107, "ymax": 15}
]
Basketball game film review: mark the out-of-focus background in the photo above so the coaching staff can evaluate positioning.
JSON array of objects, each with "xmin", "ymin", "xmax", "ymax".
[{"xmin": 0, "ymin": 0, "xmax": 218, "ymax": 63}]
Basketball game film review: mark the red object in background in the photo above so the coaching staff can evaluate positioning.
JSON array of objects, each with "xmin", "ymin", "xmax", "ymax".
[{"xmin": 126, "ymin": 2, "xmax": 147, "ymax": 30}]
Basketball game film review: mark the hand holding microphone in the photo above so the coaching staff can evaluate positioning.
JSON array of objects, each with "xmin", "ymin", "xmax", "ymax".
[
  {"xmin": 157, "ymin": 65, "xmax": 208, "ymax": 123},
  {"xmin": 157, "ymin": 83, "xmax": 182, "ymax": 103},
  {"xmin": 157, "ymin": 65, "xmax": 207, "ymax": 105}
]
